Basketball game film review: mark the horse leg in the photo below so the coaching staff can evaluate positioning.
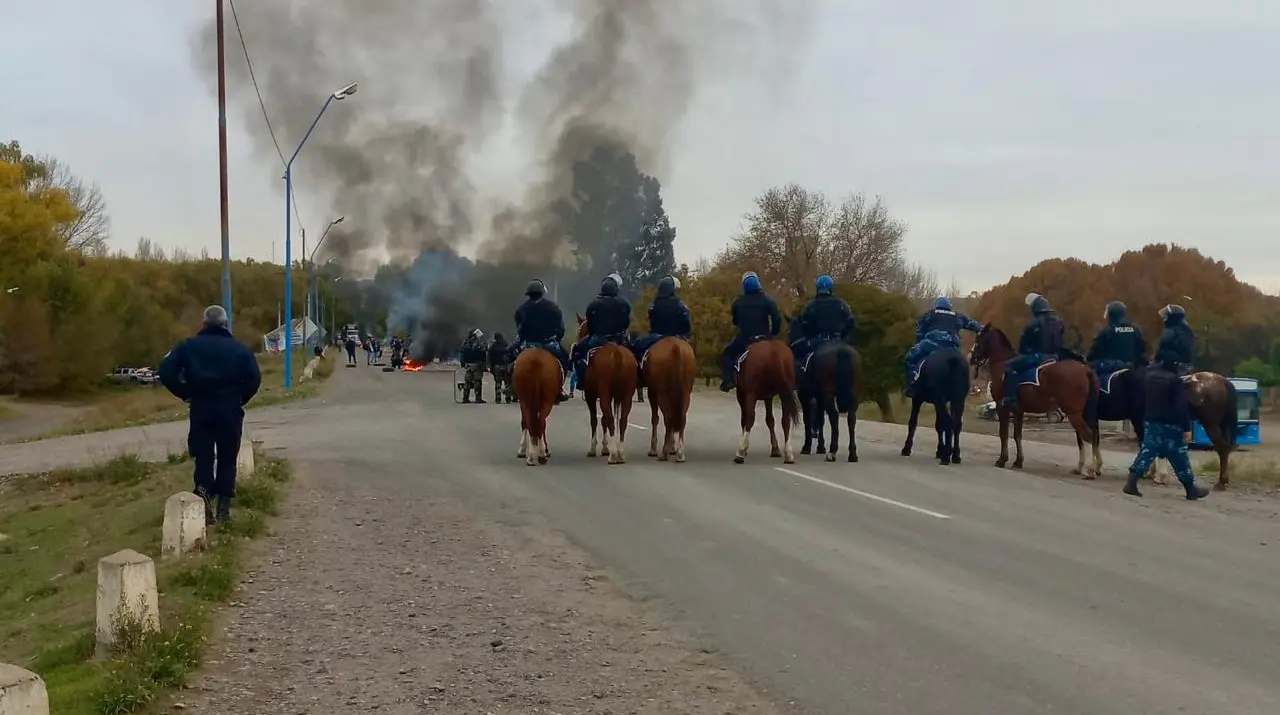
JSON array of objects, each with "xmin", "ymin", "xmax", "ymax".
[
  {"xmin": 1012, "ymin": 409, "xmax": 1026, "ymax": 469},
  {"xmin": 1215, "ymin": 445, "xmax": 1230, "ymax": 491},
  {"xmin": 799, "ymin": 391, "xmax": 814, "ymax": 455},
  {"xmin": 587, "ymin": 396, "xmax": 600, "ymax": 457},
  {"xmin": 995, "ymin": 405, "xmax": 1011, "ymax": 468},
  {"xmin": 935, "ymin": 403, "xmax": 951, "ymax": 465},
  {"xmin": 615, "ymin": 393, "xmax": 632, "ymax": 464},
  {"xmin": 605, "ymin": 392, "xmax": 623, "ymax": 465},
  {"xmin": 734, "ymin": 394, "xmax": 755, "ymax": 464},
  {"xmin": 813, "ymin": 396, "xmax": 827, "ymax": 454},
  {"xmin": 1066, "ymin": 412, "xmax": 1094, "ymax": 478},
  {"xmin": 824, "ymin": 397, "xmax": 840, "ymax": 463},
  {"xmin": 950, "ymin": 398, "xmax": 964, "ymax": 464},
  {"xmin": 766, "ymin": 398, "xmax": 782, "ymax": 458},
  {"xmin": 649, "ymin": 389, "xmax": 661, "ymax": 457},
  {"xmin": 846, "ymin": 398, "xmax": 859, "ymax": 463},
  {"xmin": 902, "ymin": 396, "xmax": 923, "ymax": 457}
]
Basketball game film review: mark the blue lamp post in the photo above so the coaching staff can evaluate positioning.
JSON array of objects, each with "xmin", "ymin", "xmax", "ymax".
[{"xmin": 283, "ymin": 82, "xmax": 357, "ymax": 390}]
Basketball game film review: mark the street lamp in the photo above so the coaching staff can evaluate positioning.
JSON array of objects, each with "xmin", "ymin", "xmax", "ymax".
[
  {"xmin": 329, "ymin": 276, "xmax": 344, "ymax": 343},
  {"xmin": 283, "ymin": 82, "xmax": 358, "ymax": 390},
  {"xmin": 309, "ymin": 216, "xmax": 345, "ymax": 340}
]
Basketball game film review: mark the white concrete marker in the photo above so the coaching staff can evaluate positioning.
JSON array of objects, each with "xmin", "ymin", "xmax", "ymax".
[
  {"xmin": 161, "ymin": 492, "xmax": 207, "ymax": 560},
  {"xmin": 235, "ymin": 440, "xmax": 255, "ymax": 479},
  {"xmin": 0, "ymin": 663, "xmax": 49, "ymax": 715},
  {"xmin": 773, "ymin": 467, "xmax": 952, "ymax": 520},
  {"xmin": 95, "ymin": 549, "xmax": 160, "ymax": 658}
]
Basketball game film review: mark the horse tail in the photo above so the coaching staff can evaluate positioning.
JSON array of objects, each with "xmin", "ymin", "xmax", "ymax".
[
  {"xmin": 671, "ymin": 342, "xmax": 693, "ymax": 433},
  {"xmin": 1221, "ymin": 378, "xmax": 1238, "ymax": 447},
  {"xmin": 776, "ymin": 344, "xmax": 801, "ymax": 425},
  {"xmin": 946, "ymin": 349, "xmax": 967, "ymax": 396},
  {"xmin": 835, "ymin": 346, "xmax": 855, "ymax": 414},
  {"xmin": 1084, "ymin": 365, "xmax": 1100, "ymax": 431}
]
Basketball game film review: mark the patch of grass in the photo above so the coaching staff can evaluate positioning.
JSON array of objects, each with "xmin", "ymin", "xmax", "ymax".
[
  {"xmin": 22, "ymin": 352, "xmax": 332, "ymax": 441},
  {"xmin": 0, "ymin": 400, "xmax": 18, "ymax": 423},
  {"xmin": 0, "ymin": 452, "xmax": 291, "ymax": 714},
  {"xmin": 1195, "ymin": 453, "xmax": 1280, "ymax": 488}
]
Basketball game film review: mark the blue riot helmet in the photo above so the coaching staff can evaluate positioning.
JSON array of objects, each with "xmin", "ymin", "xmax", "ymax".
[
  {"xmin": 1104, "ymin": 301, "xmax": 1127, "ymax": 323},
  {"xmin": 1025, "ymin": 292, "xmax": 1053, "ymax": 315},
  {"xmin": 525, "ymin": 278, "xmax": 546, "ymax": 297},
  {"xmin": 601, "ymin": 272, "xmax": 622, "ymax": 296},
  {"xmin": 816, "ymin": 275, "xmax": 834, "ymax": 295},
  {"xmin": 657, "ymin": 275, "xmax": 680, "ymax": 297},
  {"xmin": 742, "ymin": 271, "xmax": 762, "ymax": 294},
  {"xmin": 934, "ymin": 296, "xmax": 953, "ymax": 311}
]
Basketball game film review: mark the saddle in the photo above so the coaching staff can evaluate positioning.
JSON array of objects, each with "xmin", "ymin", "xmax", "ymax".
[
  {"xmin": 735, "ymin": 335, "xmax": 770, "ymax": 373},
  {"xmin": 1012, "ymin": 356, "xmax": 1057, "ymax": 386}
]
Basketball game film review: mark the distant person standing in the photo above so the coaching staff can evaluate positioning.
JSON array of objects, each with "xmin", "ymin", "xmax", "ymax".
[
  {"xmin": 345, "ymin": 336, "xmax": 358, "ymax": 365},
  {"xmin": 158, "ymin": 306, "xmax": 262, "ymax": 524}
]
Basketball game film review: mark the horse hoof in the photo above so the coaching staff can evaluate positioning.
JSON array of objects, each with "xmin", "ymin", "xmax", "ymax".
[
  {"xmin": 733, "ymin": 456, "xmax": 745, "ymax": 464},
  {"xmin": 1012, "ymin": 461, "xmax": 1024, "ymax": 470},
  {"xmin": 675, "ymin": 453, "xmax": 686, "ymax": 463},
  {"xmin": 848, "ymin": 454, "xmax": 858, "ymax": 463},
  {"xmin": 952, "ymin": 455, "xmax": 962, "ymax": 464},
  {"xmin": 770, "ymin": 449, "xmax": 782, "ymax": 458},
  {"xmin": 1213, "ymin": 482, "xmax": 1228, "ymax": 492},
  {"xmin": 537, "ymin": 455, "xmax": 549, "ymax": 465},
  {"xmin": 995, "ymin": 459, "xmax": 1007, "ymax": 468},
  {"xmin": 940, "ymin": 458, "xmax": 951, "ymax": 466},
  {"xmin": 587, "ymin": 450, "xmax": 596, "ymax": 458},
  {"xmin": 900, "ymin": 448, "xmax": 911, "ymax": 457},
  {"xmin": 825, "ymin": 453, "xmax": 836, "ymax": 463},
  {"xmin": 657, "ymin": 453, "xmax": 668, "ymax": 461},
  {"xmin": 816, "ymin": 445, "xmax": 826, "ymax": 454},
  {"xmin": 800, "ymin": 446, "xmax": 812, "ymax": 455},
  {"xmin": 784, "ymin": 456, "xmax": 795, "ymax": 465}
]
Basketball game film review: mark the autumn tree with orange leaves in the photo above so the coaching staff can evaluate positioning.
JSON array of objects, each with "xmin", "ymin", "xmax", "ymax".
[{"xmin": 973, "ymin": 244, "xmax": 1280, "ymax": 373}]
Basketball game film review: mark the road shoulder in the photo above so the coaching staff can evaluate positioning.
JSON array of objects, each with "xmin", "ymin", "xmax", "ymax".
[{"xmin": 182, "ymin": 461, "xmax": 783, "ymax": 714}]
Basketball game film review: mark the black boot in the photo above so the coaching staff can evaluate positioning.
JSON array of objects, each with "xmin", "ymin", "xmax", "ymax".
[
  {"xmin": 195, "ymin": 486, "xmax": 215, "ymax": 525},
  {"xmin": 1123, "ymin": 472, "xmax": 1143, "ymax": 497},
  {"xmin": 1184, "ymin": 481, "xmax": 1209, "ymax": 501},
  {"xmin": 462, "ymin": 389, "xmax": 471, "ymax": 404},
  {"xmin": 215, "ymin": 496, "xmax": 232, "ymax": 523}
]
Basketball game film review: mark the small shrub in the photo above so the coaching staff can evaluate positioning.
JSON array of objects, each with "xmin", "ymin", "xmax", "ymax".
[{"xmin": 171, "ymin": 551, "xmax": 240, "ymax": 603}]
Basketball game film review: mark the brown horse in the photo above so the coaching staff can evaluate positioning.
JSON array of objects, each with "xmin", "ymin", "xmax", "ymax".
[
  {"xmin": 970, "ymin": 324, "xmax": 1102, "ymax": 477},
  {"xmin": 576, "ymin": 315, "xmax": 638, "ymax": 464},
  {"xmin": 1151, "ymin": 372, "xmax": 1238, "ymax": 490},
  {"xmin": 732, "ymin": 338, "xmax": 799, "ymax": 464},
  {"xmin": 512, "ymin": 347, "xmax": 560, "ymax": 466},
  {"xmin": 641, "ymin": 337, "xmax": 696, "ymax": 462}
]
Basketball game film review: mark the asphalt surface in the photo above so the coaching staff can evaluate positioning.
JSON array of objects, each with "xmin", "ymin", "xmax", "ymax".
[{"xmin": 6, "ymin": 365, "xmax": 1280, "ymax": 714}]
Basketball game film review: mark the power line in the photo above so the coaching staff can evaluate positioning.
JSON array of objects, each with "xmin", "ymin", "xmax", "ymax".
[{"xmin": 226, "ymin": 0, "xmax": 305, "ymax": 238}]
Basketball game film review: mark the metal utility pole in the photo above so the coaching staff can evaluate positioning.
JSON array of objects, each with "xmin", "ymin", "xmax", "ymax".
[
  {"xmin": 216, "ymin": 0, "xmax": 233, "ymax": 329},
  {"xmin": 300, "ymin": 228, "xmax": 308, "ymax": 349}
]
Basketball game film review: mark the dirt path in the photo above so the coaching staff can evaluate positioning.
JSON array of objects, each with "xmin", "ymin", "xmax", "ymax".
[
  {"xmin": 181, "ymin": 462, "xmax": 781, "ymax": 715},
  {"xmin": 0, "ymin": 399, "xmax": 84, "ymax": 445}
]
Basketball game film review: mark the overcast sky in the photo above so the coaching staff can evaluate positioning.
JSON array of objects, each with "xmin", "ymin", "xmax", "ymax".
[{"xmin": 2, "ymin": 1, "xmax": 1276, "ymax": 294}]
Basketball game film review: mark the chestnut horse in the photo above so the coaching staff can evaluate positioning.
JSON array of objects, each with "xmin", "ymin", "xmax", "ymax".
[
  {"xmin": 732, "ymin": 338, "xmax": 799, "ymax": 464},
  {"xmin": 1151, "ymin": 372, "xmax": 1238, "ymax": 490},
  {"xmin": 970, "ymin": 324, "xmax": 1102, "ymax": 476},
  {"xmin": 640, "ymin": 337, "xmax": 697, "ymax": 462},
  {"xmin": 512, "ymin": 346, "xmax": 560, "ymax": 466},
  {"xmin": 576, "ymin": 315, "xmax": 638, "ymax": 464}
]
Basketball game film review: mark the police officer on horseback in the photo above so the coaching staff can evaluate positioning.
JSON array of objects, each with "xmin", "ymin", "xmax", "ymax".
[
  {"xmin": 1086, "ymin": 300, "xmax": 1148, "ymax": 378},
  {"xmin": 1002, "ymin": 292, "xmax": 1066, "ymax": 408},
  {"xmin": 572, "ymin": 272, "xmax": 632, "ymax": 391},
  {"xmin": 794, "ymin": 275, "xmax": 855, "ymax": 375},
  {"xmin": 1156, "ymin": 304, "xmax": 1195, "ymax": 376},
  {"xmin": 632, "ymin": 275, "xmax": 691, "ymax": 357},
  {"xmin": 510, "ymin": 278, "xmax": 572, "ymax": 402},
  {"xmin": 904, "ymin": 296, "xmax": 981, "ymax": 397},
  {"xmin": 720, "ymin": 271, "xmax": 782, "ymax": 392}
]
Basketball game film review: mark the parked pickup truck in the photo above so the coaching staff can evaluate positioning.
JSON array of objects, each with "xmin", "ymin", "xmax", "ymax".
[{"xmin": 107, "ymin": 367, "xmax": 158, "ymax": 386}]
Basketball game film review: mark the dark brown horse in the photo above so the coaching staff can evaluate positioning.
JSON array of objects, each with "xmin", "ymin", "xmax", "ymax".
[
  {"xmin": 731, "ymin": 338, "xmax": 799, "ymax": 464},
  {"xmin": 641, "ymin": 337, "xmax": 696, "ymax": 462},
  {"xmin": 576, "ymin": 315, "xmax": 638, "ymax": 464},
  {"xmin": 512, "ymin": 347, "xmax": 560, "ymax": 466},
  {"xmin": 1151, "ymin": 372, "xmax": 1238, "ymax": 490},
  {"xmin": 970, "ymin": 324, "xmax": 1102, "ymax": 477}
]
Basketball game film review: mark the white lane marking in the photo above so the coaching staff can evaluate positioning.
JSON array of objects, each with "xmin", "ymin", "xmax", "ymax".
[
  {"xmin": 628, "ymin": 423, "xmax": 648, "ymax": 430},
  {"xmin": 773, "ymin": 467, "xmax": 952, "ymax": 520}
]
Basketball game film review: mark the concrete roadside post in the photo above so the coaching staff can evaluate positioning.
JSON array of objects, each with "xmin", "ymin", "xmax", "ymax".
[
  {"xmin": 0, "ymin": 663, "xmax": 49, "ymax": 715},
  {"xmin": 95, "ymin": 549, "xmax": 160, "ymax": 659},
  {"xmin": 236, "ymin": 435, "xmax": 255, "ymax": 481},
  {"xmin": 161, "ymin": 493, "xmax": 207, "ymax": 559}
]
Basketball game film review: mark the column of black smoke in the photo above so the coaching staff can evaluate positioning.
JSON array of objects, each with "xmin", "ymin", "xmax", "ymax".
[{"xmin": 194, "ymin": 0, "xmax": 813, "ymax": 351}]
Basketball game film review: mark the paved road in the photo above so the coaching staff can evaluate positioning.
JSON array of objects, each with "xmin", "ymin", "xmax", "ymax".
[{"xmin": 6, "ymin": 365, "xmax": 1280, "ymax": 714}]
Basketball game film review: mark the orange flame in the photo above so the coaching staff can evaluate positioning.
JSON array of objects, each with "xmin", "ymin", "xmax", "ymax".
[{"xmin": 402, "ymin": 358, "xmax": 425, "ymax": 372}]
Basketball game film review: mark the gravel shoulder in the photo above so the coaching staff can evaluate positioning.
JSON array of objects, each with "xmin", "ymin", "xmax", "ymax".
[{"xmin": 181, "ymin": 461, "xmax": 783, "ymax": 714}]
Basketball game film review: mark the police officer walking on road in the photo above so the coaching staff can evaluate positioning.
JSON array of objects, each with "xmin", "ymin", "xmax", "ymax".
[{"xmin": 158, "ymin": 306, "xmax": 262, "ymax": 524}]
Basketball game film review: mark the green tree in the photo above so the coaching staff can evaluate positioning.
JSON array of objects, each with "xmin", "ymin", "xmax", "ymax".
[
  {"xmin": 833, "ymin": 283, "xmax": 917, "ymax": 420},
  {"xmin": 613, "ymin": 178, "xmax": 677, "ymax": 297}
]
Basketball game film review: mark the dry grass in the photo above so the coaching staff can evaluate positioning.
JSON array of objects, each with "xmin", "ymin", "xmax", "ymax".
[
  {"xmin": 0, "ymin": 400, "xmax": 18, "ymax": 423},
  {"xmin": 1195, "ymin": 452, "xmax": 1280, "ymax": 490},
  {"xmin": 23, "ymin": 351, "xmax": 332, "ymax": 440}
]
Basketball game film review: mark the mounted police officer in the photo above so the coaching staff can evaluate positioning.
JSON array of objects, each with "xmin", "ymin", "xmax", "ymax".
[
  {"xmin": 632, "ymin": 275, "xmax": 692, "ymax": 358},
  {"xmin": 904, "ymin": 295, "xmax": 981, "ymax": 397},
  {"xmin": 794, "ymin": 275, "xmax": 855, "ymax": 375},
  {"xmin": 511, "ymin": 278, "xmax": 572, "ymax": 402},
  {"xmin": 1156, "ymin": 304, "xmax": 1195, "ymax": 376},
  {"xmin": 458, "ymin": 328, "xmax": 488, "ymax": 404},
  {"xmin": 487, "ymin": 331, "xmax": 513, "ymax": 403},
  {"xmin": 720, "ymin": 271, "xmax": 782, "ymax": 392},
  {"xmin": 1123, "ymin": 349, "xmax": 1210, "ymax": 501},
  {"xmin": 1002, "ymin": 292, "xmax": 1065, "ymax": 408},
  {"xmin": 571, "ymin": 272, "xmax": 632, "ymax": 392},
  {"xmin": 1086, "ymin": 300, "xmax": 1148, "ymax": 378},
  {"xmin": 158, "ymin": 305, "xmax": 261, "ymax": 525}
]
